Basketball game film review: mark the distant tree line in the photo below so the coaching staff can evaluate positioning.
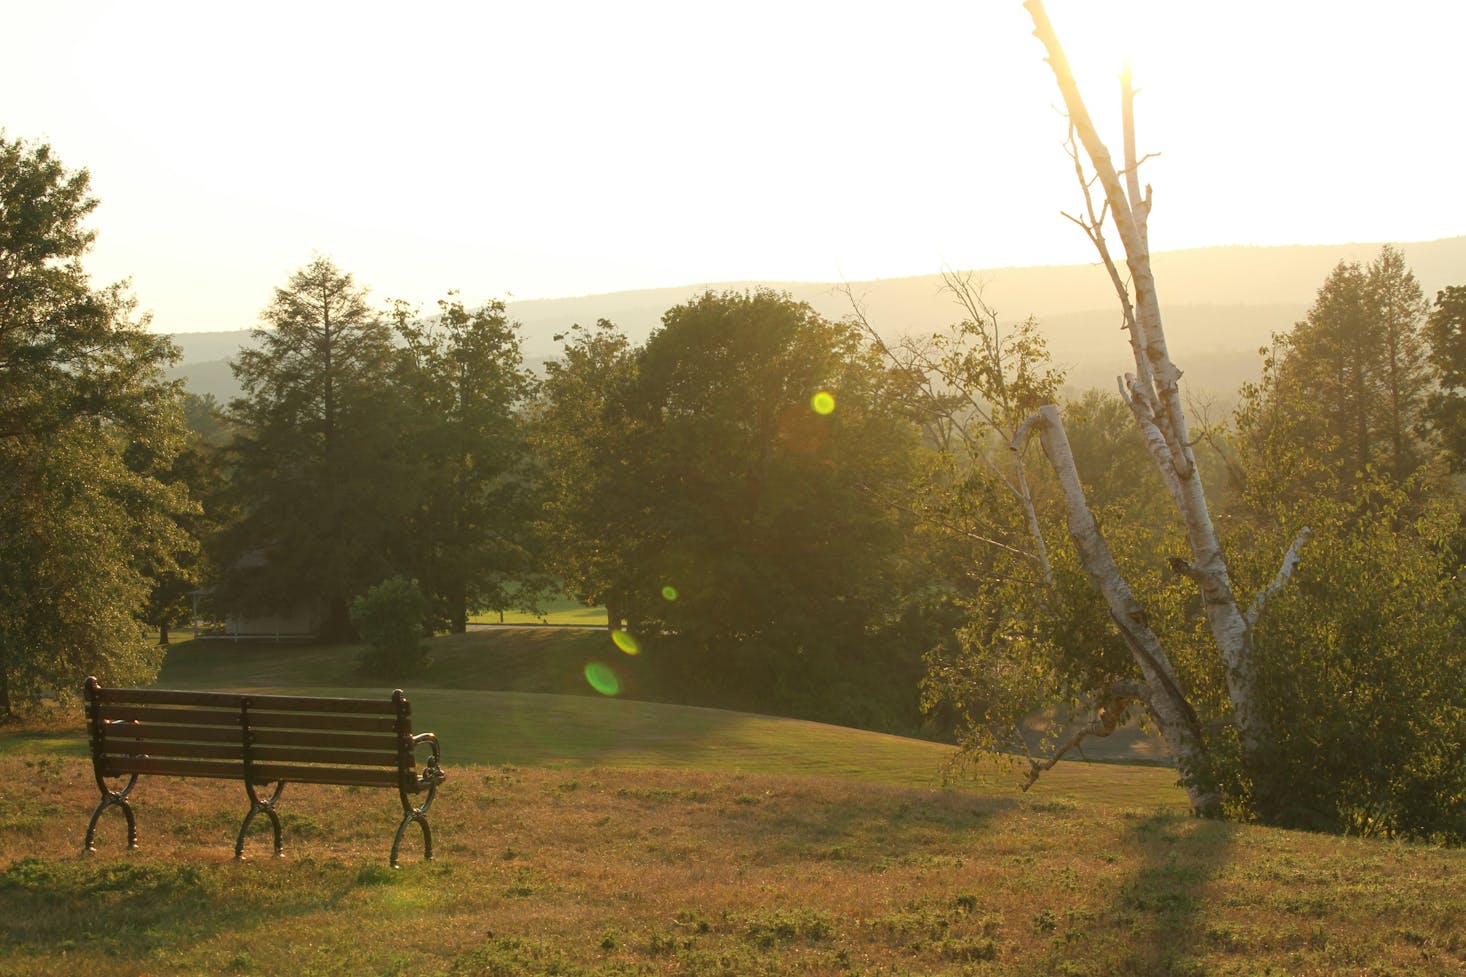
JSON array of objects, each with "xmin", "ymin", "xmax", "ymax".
[{"xmin": 4, "ymin": 132, "xmax": 1466, "ymax": 842}]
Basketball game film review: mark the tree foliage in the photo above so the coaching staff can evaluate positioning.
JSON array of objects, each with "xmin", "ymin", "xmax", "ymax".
[
  {"xmin": 1423, "ymin": 284, "xmax": 1466, "ymax": 470},
  {"xmin": 0, "ymin": 133, "xmax": 194, "ymax": 715},
  {"xmin": 530, "ymin": 318, "xmax": 643, "ymax": 623},
  {"xmin": 222, "ymin": 257, "xmax": 404, "ymax": 640},
  {"xmin": 390, "ymin": 295, "xmax": 542, "ymax": 632},
  {"xmin": 535, "ymin": 292, "xmax": 930, "ymax": 730},
  {"xmin": 1225, "ymin": 487, "xmax": 1466, "ymax": 842}
]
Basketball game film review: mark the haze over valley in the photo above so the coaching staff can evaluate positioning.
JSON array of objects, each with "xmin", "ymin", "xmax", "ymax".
[{"xmin": 169, "ymin": 236, "xmax": 1466, "ymax": 404}]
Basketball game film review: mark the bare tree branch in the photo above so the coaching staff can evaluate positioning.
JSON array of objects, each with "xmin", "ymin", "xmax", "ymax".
[{"xmin": 1246, "ymin": 527, "xmax": 1312, "ymax": 628}]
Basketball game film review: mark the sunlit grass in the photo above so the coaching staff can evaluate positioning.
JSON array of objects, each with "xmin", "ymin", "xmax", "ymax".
[
  {"xmin": 2, "ymin": 634, "xmax": 1463, "ymax": 975},
  {"xmin": 1, "ymin": 757, "xmax": 1461, "ymax": 977},
  {"xmin": 469, "ymin": 593, "xmax": 607, "ymax": 627}
]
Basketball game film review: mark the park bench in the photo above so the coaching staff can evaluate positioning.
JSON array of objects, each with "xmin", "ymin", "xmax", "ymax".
[{"xmin": 81, "ymin": 677, "xmax": 445, "ymax": 867}]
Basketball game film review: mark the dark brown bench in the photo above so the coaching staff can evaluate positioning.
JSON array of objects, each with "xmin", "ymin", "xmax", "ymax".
[{"xmin": 82, "ymin": 677, "xmax": 446, "ymax": 867}]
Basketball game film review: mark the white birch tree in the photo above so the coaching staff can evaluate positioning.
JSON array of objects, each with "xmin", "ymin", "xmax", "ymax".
[{"xmin": 997, "ymin": 1, "xmax": 1311, "ymax": 814}]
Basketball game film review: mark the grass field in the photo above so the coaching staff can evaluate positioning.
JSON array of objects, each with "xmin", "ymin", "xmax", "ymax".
[
  {"xmin": 1, "ymin": 631, "xmax": 1462, "ymax": 976},
  {"xmin": 469, "ymin": 593, "xmax": 608, "ymax": 627}
]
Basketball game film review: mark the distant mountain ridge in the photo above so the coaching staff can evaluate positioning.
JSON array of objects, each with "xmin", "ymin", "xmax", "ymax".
[{"xmin": 167, "ymin": 237, "xmax": 1466, "ymax": 403}]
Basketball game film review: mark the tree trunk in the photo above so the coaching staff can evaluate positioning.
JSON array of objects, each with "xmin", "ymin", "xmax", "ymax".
[
  {"xmin": 1020, "ymin": 407, "xmax": 1219, "ymax": 814},
  {"xmin": 448, "ymin": 581, "xmax": 468, "ymax": 635},
  {"xmin": 322, "ymin": 594, "xmax": 354, "ymax": 643},
  {"xmin": 158, "ymin": 623, "xmax": 170, "ymax": 646}
]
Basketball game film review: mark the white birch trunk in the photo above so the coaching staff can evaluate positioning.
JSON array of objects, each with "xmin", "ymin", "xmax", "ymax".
[
  {"xmin": 1018, "ymin": 407, "xmax": 1220, "ymax": 813},
  {"xmin": 1022, "ymin": 0, "xmax": 1304, "ymax": 767}
]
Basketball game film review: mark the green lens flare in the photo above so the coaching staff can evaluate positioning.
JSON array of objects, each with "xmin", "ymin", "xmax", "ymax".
[
  {"xmin": 584, "ymin": 662, "xmax": 621, "ymax": 696},
  {"xmin": 611, "ymin": 629, "xmax": 641, "ymax": 656},
  {"xmin": 661, "ymin": 585, "xmax": 679, "ymax": 601},
  {"xmin": 811, "ymin": 391, "xmax": 836, "ymax": 415}
]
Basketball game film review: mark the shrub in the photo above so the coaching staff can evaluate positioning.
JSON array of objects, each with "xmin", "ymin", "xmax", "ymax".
[{"xmin": 350, "ymin": 576, "xmax": 428, "ymax": 677}]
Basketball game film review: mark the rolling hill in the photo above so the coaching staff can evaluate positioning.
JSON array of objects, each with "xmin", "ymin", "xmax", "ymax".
[{"xmin": 167, "ymin": 236, "xmax": 1466, "ymax": 403}]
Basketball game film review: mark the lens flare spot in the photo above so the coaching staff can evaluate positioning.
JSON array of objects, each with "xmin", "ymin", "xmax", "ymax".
[
  {"xmin": 811, "ymin": 391, "xmax": 836, "ymax": 415},
  {"xmin": 661, "ymin": 585, "xmax": 679, "ymax": 602},
  {"xmin": 611, "ymin": 629, "xmax": 641, "ymax": 656},
  {"xmin": 584, "ymin": 661, "xmax": 621, "ymax": 696}
]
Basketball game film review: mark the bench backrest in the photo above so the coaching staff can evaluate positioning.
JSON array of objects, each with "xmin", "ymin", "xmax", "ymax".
[{"xmin": 84, "ymin": 681, "xmax": 421, "ymax": 792}]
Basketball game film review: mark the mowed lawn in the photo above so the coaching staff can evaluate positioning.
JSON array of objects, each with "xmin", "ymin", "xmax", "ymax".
[{"xmin": 0, "ymin": 631, "xmax": 1462, "ymax": 976}]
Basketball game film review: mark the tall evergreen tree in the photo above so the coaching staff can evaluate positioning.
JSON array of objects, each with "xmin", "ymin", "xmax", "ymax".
[
  {"xmin": 1235, "ymin": 245, "xmax": 1431, "ymax": 503},
  {"xmin": 1423, "ymin": 284, "xmax": 1466, "ymax": 470},
  {"xmin": 222, "ymin": 257, "xmax": 404, "ymax": 640}
]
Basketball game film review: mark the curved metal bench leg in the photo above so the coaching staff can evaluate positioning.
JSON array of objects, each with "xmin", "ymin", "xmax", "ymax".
[
  {"xmin": 235, "ymin": 781, "xmax": 286, "ymax": 860},
  {"xmin": 390, "ymin": 810, "xmax": 433, "ymax": 869},
  {"xmin": 391, "ymin": 774, "xmax": 439, "ymax": 869},
  {"xmin": 84, "ymin": 774, "xmax": 139, "ymax": 854}
]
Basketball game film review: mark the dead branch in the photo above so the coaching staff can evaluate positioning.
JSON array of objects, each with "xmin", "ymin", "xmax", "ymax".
[{"xmin": 1022, "ymin": 681, "xmax": 1150, "ymax": 790}]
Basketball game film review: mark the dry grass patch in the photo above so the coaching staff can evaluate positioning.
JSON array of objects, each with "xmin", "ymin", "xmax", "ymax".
[{"xmin": 1, "ymin": 755, "xmax": 1462, "ymax": 977}]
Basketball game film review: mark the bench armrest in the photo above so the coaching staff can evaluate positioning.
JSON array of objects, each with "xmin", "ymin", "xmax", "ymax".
[{"xmin": 412, "ymin": 732, "xmax": 445, "ymax": 789}]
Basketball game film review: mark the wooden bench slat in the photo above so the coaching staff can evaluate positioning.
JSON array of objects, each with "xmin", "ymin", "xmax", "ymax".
[
  {"xmin": 250, "ymin": 729, "xmax": 401, "ymax": 751},
  {"xmin": 243, "ymin": 693, "xmax": 401, "ymax": 715},
  {"xmin": 237, "ymin": 711, "xmax": 402, "ymax": 733},
  {"xmin": 248, "ymin": 746, "xmax": 400, "ymax": 767},
  {"xmin": 94, "ymin": 705, "xmax": 400, "ymax": 734},
  {"xmin": 99, "ymin": 756, "xmax": 408, "ymax": 788},
  {"xmin": 93, "ymin": 687, "xmax": 400, "ymax": 714},
  {"xmin": 99, "ymin": 723, "xmax": 400, "ymax": 752},
  {"xmin": 249, "ymin": 764, "xmax": 404, "ymax": 788},
  {"xmin": 99, "ymin": 740, "xmax": 244, "ymax": 762},
  {"xmin": 100, "ymin": 722, "xmax": 241, "ymax": 745},
  {"xmin": 99, "ymin": 756, "xmax": 245, "ymax": 780},
  {"xmin": 95, "ymin": 704, "xmax": 240, "ymax": 726},
  {"xmin": 98, "ymin": 738, "xmax": 403, "ymax": 768}
]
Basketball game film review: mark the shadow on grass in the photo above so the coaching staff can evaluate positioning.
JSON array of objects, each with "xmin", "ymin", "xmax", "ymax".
[
  {"xmin": 0, "ymin": 855, "xmax": 372, "ymax": 965},
  {"xmin": 1025, "ymin": 809, "xmax": 1238, "ymax": 977}
]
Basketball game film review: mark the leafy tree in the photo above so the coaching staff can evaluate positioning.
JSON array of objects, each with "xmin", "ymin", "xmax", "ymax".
[
  {"xmin": 535, "ymin": 293, "xmax": 930, "ymax": 729},
  {"xmin": 140, "ymin": 393, "xmax": 233, "ymax": 644},
  {"xmin": 391, "ymin": 295, "xmax": 542, "ymax": 632},
  {"xmin": 0, "ymin": 133, "xmax": 195, "ymax": 716},
  {"xmin": 1218, "ymin": 253, "xmax": 1465, "ymax": 839},
  {"xmin": 182, "ymin": 391, "xmax": 230, "ymax": 448},
  {"xmin": 1224, "ymin": 485, "xmax": 1466, "ymax": 841},
  {"xmin": 222, "ymin": 256, "xmax": 406, "ymax": 640},
  {"xmin": 530, "ymin": 318, "xmax": 642, "ymax": 625}
]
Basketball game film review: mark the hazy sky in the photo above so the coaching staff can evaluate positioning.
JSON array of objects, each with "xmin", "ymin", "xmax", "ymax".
[{"xmin": 7, "ymin": 1, "xmax": 1463, "ymax": 333}]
